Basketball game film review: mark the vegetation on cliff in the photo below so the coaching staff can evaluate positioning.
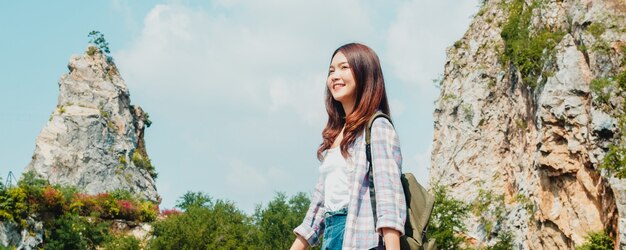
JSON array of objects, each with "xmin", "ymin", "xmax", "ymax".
[{"xmin": 500, "ymin": 0, "xmax": 565, "ymax": 90}]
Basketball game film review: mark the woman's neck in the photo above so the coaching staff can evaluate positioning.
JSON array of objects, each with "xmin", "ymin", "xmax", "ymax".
[{"xmin": 342, "ymin": 101, "xmax": 355, "ymax": 117}]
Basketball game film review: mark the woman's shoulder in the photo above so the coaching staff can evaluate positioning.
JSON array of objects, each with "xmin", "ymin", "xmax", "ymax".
[{"xmin": 370, "ymin": 115, "xmax": 394, "ymax": 131}]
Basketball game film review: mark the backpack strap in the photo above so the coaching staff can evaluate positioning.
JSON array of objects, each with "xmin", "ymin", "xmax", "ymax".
[{"xmin": 366, "ymin": 111, "xmax": 392, "ymax": 231}]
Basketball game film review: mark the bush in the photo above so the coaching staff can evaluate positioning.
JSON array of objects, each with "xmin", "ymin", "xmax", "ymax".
[
  {"xmin": 500, "ymin": 0, "xmax": 564, "ymax": 90},
  {"xmin": 102, "ymin": 235, "xmax": 141, "ymax": 250},
  {"xmin": 254, "ymin": 192, "xmax": 310, "ymax": 249},
  {"xmin": 600, "ymin": 144, "xmax": 626, "ymax": 178},
  {"xmin": 587, "ymin": 23, "xmax": 606, "ymax": 39},
  {"xmin": 0, "ymin": 187, "xmax": 28, "ymax": 226},
  {"xmin": 138, "ymin": 200, "xmax": 158, "ymax": 222},
  {"xmin": 41, "ymin": 186, "xmax": 65, "ymax": 213},
  {"xmin": 110, "ymin": 188, "xmax": 134, "ymax": 200},
  {"xmin": 428, "ymin": 184, "xmax": 470, "ymax": 250},
  {"xmin": 590, "ymin": 78, "xmax": 614, "ymax": 106},
  {"xmin": 43, "ymin": 213, "xmax": 111, "ymax": 250},
  {"xmin": 175, "ymin": 191, "xmax": 213, "ymax": 210},
  {"xmin": 160, "ymin": 208, "xmax": 182, "ymax": 217},
  {"xmin": 576, "ymin": 231, "xmax": 614, "ymax": 250},
  {"xmin": 117, "ymin": 200, "xmax": 140, "ymax": 221},
  {"xmin": 132, "ymin": 151, "xmax": 157, "ymax": 179},
  {"xmin": 149, "ymin": 200, "xmax": 256, "ymax": 249}
]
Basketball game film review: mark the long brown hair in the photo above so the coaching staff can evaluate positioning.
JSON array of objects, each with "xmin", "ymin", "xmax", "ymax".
[{"xmin": 317, "ymin": 43, "xmax": 390, "ymax": 160}]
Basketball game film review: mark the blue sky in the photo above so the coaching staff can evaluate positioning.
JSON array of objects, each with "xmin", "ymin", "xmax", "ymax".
[{"xmin": 0, "ymin": 0, "xmax": 479, "ymax": 213}]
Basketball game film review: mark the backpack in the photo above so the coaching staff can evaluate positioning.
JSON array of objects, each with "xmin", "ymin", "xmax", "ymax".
[{"xmin": 366, "ymin": 111, "xmax": 437, "ymax": 250}]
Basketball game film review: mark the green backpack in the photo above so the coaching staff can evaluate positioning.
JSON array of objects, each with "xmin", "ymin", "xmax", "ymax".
[{"xmin": 366, "ymin": 112, "xmax": 437, "ymax": 250}]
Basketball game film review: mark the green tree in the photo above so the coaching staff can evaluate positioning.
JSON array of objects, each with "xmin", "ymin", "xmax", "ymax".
[
  {"xmin": 576, "ymin": 231, "xmax": 614, "ymax": 250},
  {"xmin": 44, "ymin": 213, "xmax": 111, "ymax": 250},
  {"xmin": 88, "ymin": 30, "xmax": 110, "ymax": 54},
  {"xmin": 175, "ymin": 191, "xmax": 213, "ymax": 210},
  {"xmin": 254, "ymin": 192, "xmax": 310, "ymax": 249},
  {"xmin": 149, "ymin": 199, "xmax": 256, "ymax": 249},
  {"xmin": 428, "ymin": 184, "xmax": 470, "ymax": 250},
  {"xmin": 102, "ymin": 235, "xmax": 141, "ymax": 250}
]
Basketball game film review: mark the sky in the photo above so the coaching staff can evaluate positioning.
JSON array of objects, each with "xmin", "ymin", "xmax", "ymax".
[{"xmin": 0, "ymin": 0, "xmax": 479, "ymax": 213}]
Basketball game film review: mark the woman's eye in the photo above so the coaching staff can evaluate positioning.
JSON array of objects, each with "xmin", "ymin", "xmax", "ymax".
[{"xmin": 341, "ymin": 65, "xmax": 349, "ymax": 70}]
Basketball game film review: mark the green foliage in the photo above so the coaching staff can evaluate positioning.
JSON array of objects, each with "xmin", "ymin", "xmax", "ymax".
[
  {"xmin": 100, "ymin": 110, "xmax": 109, "ymax": 119},
  {"xmin": 591, "ymin": 78, "xmax": 614, "ymax": 106},
  {"xmin": 515, "ymin": 119, "xmax": 528, "ymax": 132},
  {"xmin": 486, "ymin": 231, "xmax": 513, "ymax": 250},
  {"xmin": 587, "ymin": 23, "xmax": 606, "ymax": 39},
  {"xmin": 144, "ymin": 112, "xmax": 152, "ymax": 128},
  {"xmin": 454, "ymin": 40, "xmax": 463, "ymax": 49},
  {"xmin": 472, "ymin": 188, "xmax": 506, "ymax": 240},
  {"xmin": 88, "ymin": 30, "xmax": 114, "ymax": 64},
  {"xmin": 462, "ymin": 104, "xmax": 474, "ymax": 122},
  {"xmin": 57, "ymin": 105, "xmax": 66, "ymax": 114},
  {"xmin": 513, "ymin": 193, "xmax": 534, "ymax": 214},
  {"xmin": 500, "ymin": 0, "xmax": 565, "ymax": 90},
  {"xmin": 118, "ymin": 155, "xmax": 127, "ymax": 165},
  {"xmin": 428, "ymin": 184, "xmax": 469, "ymax": 250},
  {"xmin": 152, "ymin": 192, "xmax": 313, "ymax": 249},
  {"xmin": 110, "ymin": 188, "xmax": 133, "ymax": 201},
  {"xmin": 102, "ymin": 235, "xmax": 141, "ymax": 250},
  {"xmin": 616, "ymin": 70, "xmax": 626, "ymax": 89},
  {"xmin": 0, "ymin": 186, "xmax": 28, "ymax": 225},
  {"xmin": 103, "ymin": 235, "xmax": 141, "ymax": 250},
  {"xmin": 149, "ymin": 200, "xmax": 256, "ymax": 249},
  {"xmin": 600, "ymin": 144, "xmax": 626, "ymax": 178},
  {"xmin": 19, "ymin": 171, "xmax": 49, "ymax": 190},
  {"xmin": 175, "ymin": 191, "xmax": 213, "ymax": 210},
  {"xmin": 43, "ymin": 213, "xmax": 111, "ymax": 250},
  {"xmin": 254, "ymin": 192, "xmax": 309, "ymax": 249},
  {"xmin": 87, "ymin": 46, "xmax": 97, "ymax": 56},
  {"xmin": 592, "ymin": 40, "xmax": 612, "ymax": 55},
  {"xmin": 88, "ymin": 30, "xmax": 111, "ymax": 54},
  {"xmin": 0, "ymin": 172, "xmax": 156, "ymax": 236},
  {"xmin": 132, "ymin": 151, "xmax": 157, "ymax": 179},
  {"xmin": 576, "ymin": 231, "xmax": 614, "ymax": 250}
]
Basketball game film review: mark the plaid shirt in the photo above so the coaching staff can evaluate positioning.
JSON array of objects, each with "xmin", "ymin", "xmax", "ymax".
[{"xmin": 294, "ymin": 118, "xmax": 406, "ymax": 249}]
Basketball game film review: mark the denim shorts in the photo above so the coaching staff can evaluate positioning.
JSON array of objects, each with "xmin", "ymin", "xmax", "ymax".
[{"xmin": 321, "ymin": 207, "xmax": 348, "ymax": 250}]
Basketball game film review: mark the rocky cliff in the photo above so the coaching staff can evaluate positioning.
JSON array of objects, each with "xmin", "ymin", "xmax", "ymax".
[
  {"xmin": 24, "ymin": 46, "xmax": 158, "ymax": 202},
  {"xmin": 430, "ymin": 0, "xmax": 626, "ymax": 248}
]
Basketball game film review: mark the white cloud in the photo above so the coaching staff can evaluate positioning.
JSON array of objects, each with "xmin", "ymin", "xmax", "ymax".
[
  {"xmin": 226, "ymin": 159, "xmax": 269, "ymax": 191},
  {"xmin": 268, "ymin": 73, "xmax": 327, "ymax": 125},
  {"xmin": 409, "ymin": 145, "xmax": 433, "ymax": 186},
  {"xmin": 115, "ymin": 1, "xmax": 380, "ymax": 116},
  {"xmin": 389, "ymin": 99, "xmax": 406, "ymax": 117},
  {"xmin": 385, "ymin": 0, "xmax": 479, "ymax": 89}
]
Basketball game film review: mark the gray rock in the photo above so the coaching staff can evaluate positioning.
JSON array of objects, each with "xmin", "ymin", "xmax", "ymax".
[
  {"xmin": 431, "ymin": 0, "xmax": 626, "ymax": 248},
  {"xmin": 24, "ymin": 46, "xmax": 158, "ymax": 202},
  {"xmin": 0, "ymin": 218, "xmax": 44, "ymax": 250}
]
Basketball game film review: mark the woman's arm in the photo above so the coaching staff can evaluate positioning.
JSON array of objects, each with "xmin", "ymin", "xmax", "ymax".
[
  {"xmin": 290, "ymin": 235, "xmax": 309, "ymax": 250},
  {"xmin": 370, "ymin": 118, "xmax": 407, "ymax": 235},
  {"xmin": 292, "ymin": 173, "xmax": 326, "ymax": 247},
  {"xmin": 382, "ymin": 227, "xmax": 401, "ymax": 250}
]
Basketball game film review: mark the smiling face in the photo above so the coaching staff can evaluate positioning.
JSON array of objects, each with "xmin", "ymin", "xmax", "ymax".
[{"xmin": 327, "ymin": 52, "xmax": 357, "ymax": 113}]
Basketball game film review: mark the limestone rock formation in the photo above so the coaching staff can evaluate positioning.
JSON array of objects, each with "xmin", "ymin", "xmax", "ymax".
[
  {"xmin": 24, "ymin": 46, "xmax": 158, "ymax": 202},
  {"xmin": 0, "ymin": 218, "xmax": 43, "ymax": 249},
  {"xmin": 430, "ymin": 0, "xmax": 626, "ymax": 248}
]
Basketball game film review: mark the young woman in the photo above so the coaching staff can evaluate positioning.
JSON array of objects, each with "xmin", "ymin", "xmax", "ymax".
[{"xmin": 290, "ymin": 43, "xmax": 406, "ymax": 249}]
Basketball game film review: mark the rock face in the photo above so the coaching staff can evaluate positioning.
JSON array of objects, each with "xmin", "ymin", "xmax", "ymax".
[
  {"xmin": 0, "ymin": 218, "xmax": 44, "ymax": 250},
  {"xmin": 25, "ymin": 46, "xmax": 158, "ymax": 202},
  {"xmin": 430, "ymin": 0, "xmax": 626, "ymax": 248}
]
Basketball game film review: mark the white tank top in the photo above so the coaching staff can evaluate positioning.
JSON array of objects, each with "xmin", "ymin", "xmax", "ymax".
[{"xmin": 319, "ymin": 147, "xmax": 350, "ymax": 212}]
